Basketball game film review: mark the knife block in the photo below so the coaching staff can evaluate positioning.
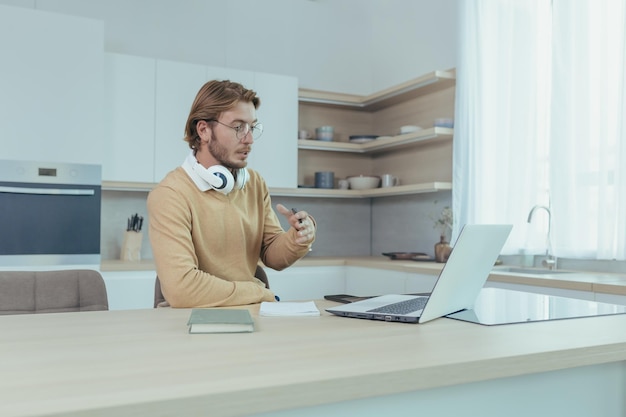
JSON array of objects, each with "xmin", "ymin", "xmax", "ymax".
[{"xmin": 121, "ymin": 231, "xmax": 143, "ymax": 261}]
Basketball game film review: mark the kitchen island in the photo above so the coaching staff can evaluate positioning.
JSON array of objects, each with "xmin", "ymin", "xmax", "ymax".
[{"xmin": 1, "ymin": 300, "xmax": 625, "ymax": 417}]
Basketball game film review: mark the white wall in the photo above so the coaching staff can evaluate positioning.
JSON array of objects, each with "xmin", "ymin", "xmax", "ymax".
[
  {"xmin": 370, "ymin": 0, "xmax": 458, "ymax": 91},
  {"xmin": 0, "ymin": 0, "xmax": 457, "ymax": 94}
]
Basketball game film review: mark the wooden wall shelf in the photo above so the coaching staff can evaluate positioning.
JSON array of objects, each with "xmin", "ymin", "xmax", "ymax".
[
  {"xmin": 297, "ymin": 127, "xmax": 453, "ymax": 154},
  {"xmin": 298, "ymin": 69, "xmax": 456, "ymax": 111},
  {"xmin": 270, "ymin": 182, "xmax": 452, "ymax": 198}
]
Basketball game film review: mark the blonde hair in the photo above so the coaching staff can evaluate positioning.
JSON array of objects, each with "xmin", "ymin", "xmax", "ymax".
[{"xmin": 184, "ymin": 80, "xmax": 261, "ymax": 149}]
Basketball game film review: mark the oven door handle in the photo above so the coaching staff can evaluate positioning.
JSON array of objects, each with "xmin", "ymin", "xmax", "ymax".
[{"xmin": 0, "ymin": 186, "xmax": 95, "ymax": 196}]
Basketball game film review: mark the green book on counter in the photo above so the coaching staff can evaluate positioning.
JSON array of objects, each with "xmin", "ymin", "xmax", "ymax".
[{"xmin": 187, "ymin": 308, "xmax": 255, "ymax": 334}]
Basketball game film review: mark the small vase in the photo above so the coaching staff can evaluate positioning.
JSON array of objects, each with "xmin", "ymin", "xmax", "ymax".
[{"xmin": 434, "ymin": 235, "xmax": 452, "ymax": 263}]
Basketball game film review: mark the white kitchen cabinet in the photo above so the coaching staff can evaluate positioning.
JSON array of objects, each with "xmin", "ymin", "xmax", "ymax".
[
  {"xmin": 203, "ymin": 66, "xmax": 297, "ymax": 188},
  {"xmin": 101, "ymin": 270, "xmax": 156, "ymax": 310},
  {"xmin": 153, "ymin": 59, "xmax": 208, "ymax": 182},
  {"xmin": 405, "ymin": 273, "xmax": 438, "ymax": 294},
  {"xmin": 92, "ymin": 51, "xmax": 306, "ymax": 192},
  {"xmin": 103, "ymin": 53, "xmax": 156, "ymax": 182},
  {"xmin": 266, "ymin": 266, "xmax": 345, "ymax": 301},
  {"xmin": 153, "ymin": 62, "xmax": 297, "ymax": 187},
  {"xmin": 345, "ymin": 267, "xmax": 438, "ymax": 296},
  {"xmin": 101, "ymin": 265, "xmax": 343, "ymax": 308},
  {"xmin": 345, "ymin": 267, "xmax": 407, "ymax": 296},
  {"xmin": 594, "ymin": 292, "xmax": 626, "ymax": 306},
  {"xmin": 0, "ymin": 5, "xmax": 104, "ymax": 165},
  {"xmin": 248, "ymin": 71, "xmax": 299, "ymax": 188}
]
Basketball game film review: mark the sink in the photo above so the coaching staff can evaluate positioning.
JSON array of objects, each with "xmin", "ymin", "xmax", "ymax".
[{"xmin": 494, "ymin": 267, "xmax": 572, "ymax": 275}]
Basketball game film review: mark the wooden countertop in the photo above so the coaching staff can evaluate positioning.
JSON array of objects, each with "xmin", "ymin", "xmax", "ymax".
[
  {"xmin": 101, "ymin": 257, "xmax": 626, "ymax": 296},
  {"xmin": 2, "ymin": 301, "xmax": 626, "ymax": 417},
  {"xmin": 305, "ymin": 257, "xmax": 626, "ymax": 296}
]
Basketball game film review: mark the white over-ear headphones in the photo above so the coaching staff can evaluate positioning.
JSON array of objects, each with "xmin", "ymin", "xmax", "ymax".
[{"xmin": 191, "ymin": 160, "xmax": 249, "ymax": 194}]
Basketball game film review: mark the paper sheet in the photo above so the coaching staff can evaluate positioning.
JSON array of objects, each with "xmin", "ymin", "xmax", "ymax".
[{"xmin": 259, "ymin": 301, "xmax": 320, "ymax": 316}]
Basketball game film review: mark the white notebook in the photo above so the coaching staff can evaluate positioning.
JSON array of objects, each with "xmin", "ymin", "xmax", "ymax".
[{"xmin": 260, "ymin": 301, "xmax": 320, "ymax": 317}]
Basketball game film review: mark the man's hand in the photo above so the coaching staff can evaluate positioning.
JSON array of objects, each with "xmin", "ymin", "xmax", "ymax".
[{"xmin": 276, "ymin": 204, "xmax": 315, "ymax": 245}]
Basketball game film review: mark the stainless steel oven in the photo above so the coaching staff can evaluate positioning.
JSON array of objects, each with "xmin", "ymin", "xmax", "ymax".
[{"xmin": 0, "ymin": 160, "xmax": 101, "ymax": 267}]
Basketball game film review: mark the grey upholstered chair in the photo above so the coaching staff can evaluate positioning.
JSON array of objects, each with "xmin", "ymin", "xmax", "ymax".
[
  {"xmin": 0, "ymin": 269, "xmax": 109, "ymax": 315},
  {"xmin": 154, "ymin": 265, "xmax": 269, "ymax": 308}
]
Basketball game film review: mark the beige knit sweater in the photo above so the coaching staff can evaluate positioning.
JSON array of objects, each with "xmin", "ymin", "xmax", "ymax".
[{"xmin": 147, "ymin": 167, "xmax": 313, "ymax": 308}]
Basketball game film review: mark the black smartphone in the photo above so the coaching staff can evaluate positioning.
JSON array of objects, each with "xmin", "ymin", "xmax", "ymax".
[{"xmin": 323, "ymin": 294, "xmax": 374, "ymax": 304}]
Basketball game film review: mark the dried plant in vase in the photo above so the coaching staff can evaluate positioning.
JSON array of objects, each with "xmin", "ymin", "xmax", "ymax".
[{"xmin": 432, "ymin": 206, "xmax": 453, "ymax": 263}]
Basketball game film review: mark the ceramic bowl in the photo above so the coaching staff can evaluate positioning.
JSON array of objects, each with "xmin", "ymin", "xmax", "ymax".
[{"xmin": 347, "ymin": 175, "xmax": 380, "ymax": 190}]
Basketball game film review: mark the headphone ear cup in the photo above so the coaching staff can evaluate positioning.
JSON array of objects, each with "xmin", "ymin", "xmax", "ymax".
[
  {"xmin": 207, "ymin": 165, "xmax": 235, "ymax": 194},
  {"xmin": 235, "ymin": 168, "xmax": 249, "ymax": 190},
  {"xmin": 193, "ymin": 163, "xmax": 235, "ymax": 194}
]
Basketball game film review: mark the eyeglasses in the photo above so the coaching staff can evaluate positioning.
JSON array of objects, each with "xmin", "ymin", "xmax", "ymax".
[{"xmin": 208, "ymin": 119, "xmax": 264, "ymax": 141}]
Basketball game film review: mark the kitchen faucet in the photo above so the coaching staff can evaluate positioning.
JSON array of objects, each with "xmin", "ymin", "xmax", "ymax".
[{"xmin": 527, "ymin": 205, "xmax": 557, "ymax": 270}]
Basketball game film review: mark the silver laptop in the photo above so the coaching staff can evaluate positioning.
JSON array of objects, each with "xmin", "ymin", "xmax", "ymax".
[{"xmin": 326, "ymin": 224, "xmax": 513, "ymax": 324}]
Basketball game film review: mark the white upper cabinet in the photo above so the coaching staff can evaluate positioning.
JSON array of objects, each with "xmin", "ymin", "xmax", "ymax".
[
  {"xmin": 249, "ymin": 72, "xmax": 298, "ymax": 188},
  {"xmin": 103, "ymin": 53, "xmax": 156, "ymax": 182},
  {"xmin": 153, "ymin": 60, "xmax": 208, "ymax": 182},
  {"xmin": 101, "ymin": 55, "xmax": 297, "ymax": 187},
  {"xmin": 0, "ymin": 6, "xmax": 104, "ymax": 165}
]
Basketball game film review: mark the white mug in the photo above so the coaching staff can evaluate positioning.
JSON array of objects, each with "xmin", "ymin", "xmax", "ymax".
[
  {"xmin": 381, "ymin": 174, "xmax": 399, "ymax": 188},
  {"xmin": 298, "ymin": 130, "xmax": 311, "ymax": 139}
]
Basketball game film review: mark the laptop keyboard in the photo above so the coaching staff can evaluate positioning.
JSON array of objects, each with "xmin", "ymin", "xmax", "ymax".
[{"xmin": 367, "ymin": 297, "xmax": 428, "ymax": 315}]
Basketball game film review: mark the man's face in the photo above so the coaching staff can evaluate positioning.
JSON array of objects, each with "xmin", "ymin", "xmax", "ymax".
[{"xmin": 207, "ymin": 101, "xmax": 257, "ymax": 170}]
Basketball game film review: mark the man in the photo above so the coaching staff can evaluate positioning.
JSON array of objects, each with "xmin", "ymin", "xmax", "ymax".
[{"xmin": 147, "ymin": 80, "xmax": 316, "ymax": 308}]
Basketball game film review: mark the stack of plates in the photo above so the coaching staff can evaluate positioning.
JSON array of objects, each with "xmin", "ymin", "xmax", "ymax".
[
  {"xmin": 399, "ymin": 125, "xmax": 422, "ymax": 135},
  {"xmin": 349, "ymin": 135, "xmax": 378, "ymax": 144}
]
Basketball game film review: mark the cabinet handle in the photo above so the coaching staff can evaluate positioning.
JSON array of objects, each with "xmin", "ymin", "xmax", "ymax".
[{"xmin": 0, "ymin": 186, "xmax": 95, "ymax": 196}]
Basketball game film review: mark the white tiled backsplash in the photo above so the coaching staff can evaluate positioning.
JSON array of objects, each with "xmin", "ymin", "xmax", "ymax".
[{"xmin": 372, "ymin": 193, "xmax": 452, "ymax": 255}]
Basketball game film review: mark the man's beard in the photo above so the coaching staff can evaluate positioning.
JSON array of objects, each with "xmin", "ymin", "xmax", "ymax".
[{"xmin": 208, "ymin": 133, "xmax": 247, "ymax": 170}]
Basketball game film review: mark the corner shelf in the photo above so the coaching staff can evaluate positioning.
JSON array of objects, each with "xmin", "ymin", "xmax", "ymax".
[
  {"xmin": 297, "ymin": 127, "xmax": 453, "ymax": 154},
  {"xmin": 270, "ymin": 182, "xmax": 452, "ymax": 199},
  {"xmin": 298, "ymin": 69, "xmax": 455, "ymax": 111}
]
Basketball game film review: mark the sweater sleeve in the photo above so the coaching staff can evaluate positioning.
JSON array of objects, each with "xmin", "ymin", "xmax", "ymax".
[
  {"xmin": 257, "ymin": 180, "xmax": 316, "ymax": 270},
  {"xmin": 147, "ymin": 182, "xmax": 276, "ymax": 308}
]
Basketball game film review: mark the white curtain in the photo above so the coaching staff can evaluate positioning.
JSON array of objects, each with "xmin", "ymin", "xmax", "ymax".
[
  {"xmin": 454, "ymin": 0, "xmax": 626, "ymax": 260},
  {"xmin": 453, "ymin": 0, "xmax": 552, "ymax": 254},
  {"xmin": 550, "ymin": 0, "xmax": 626, "ymax": 259}
]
